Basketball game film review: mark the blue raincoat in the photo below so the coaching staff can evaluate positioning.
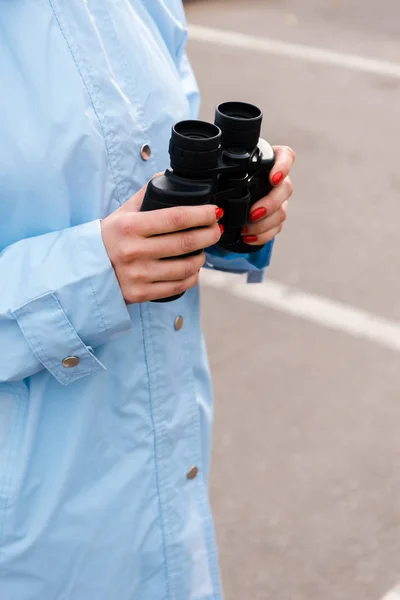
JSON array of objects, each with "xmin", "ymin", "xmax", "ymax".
[{"xmin": 0, "ymin": 2, "xmax": 273, "ymax": 598}]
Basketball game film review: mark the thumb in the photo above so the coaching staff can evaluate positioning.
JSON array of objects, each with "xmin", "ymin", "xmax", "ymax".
[{"xmin": 119, "ymin": 172, "xmax": 165, "ymax": 213}]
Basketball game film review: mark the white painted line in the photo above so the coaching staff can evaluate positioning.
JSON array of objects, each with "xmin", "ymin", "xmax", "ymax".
[
  {"xmin": 380, "ymin": 585, "xmax": 400, "ymax": 600},
  {"xmin": 189, "ymin": 24, "xmax": 400, "ymax": 80},
  {"xmin": 200, "ymin": 270, "xmax": 400, "ymax": 354}
]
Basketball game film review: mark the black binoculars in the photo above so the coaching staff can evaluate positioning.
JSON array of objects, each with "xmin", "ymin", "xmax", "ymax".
[{"xmin": 141, "ymin": 101, "xmax": 276, "ymax": 301}]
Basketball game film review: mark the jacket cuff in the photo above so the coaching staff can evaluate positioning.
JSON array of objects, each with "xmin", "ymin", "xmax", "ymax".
[
  {"xmin": 12, "ymin": 220, "xmax": 132, "ymax": 385},
  {"xmin": 13, "ymin": 293, "xmax": 106, "ymax": 385},
  {"xmin": 205, "ymin": 240, "xmax": 274, "ymax": 282}
]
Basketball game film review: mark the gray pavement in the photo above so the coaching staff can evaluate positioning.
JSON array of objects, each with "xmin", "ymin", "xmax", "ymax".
[{"xmin": 184, "ymin": 1, "xmax": 400, "ymax": 599}]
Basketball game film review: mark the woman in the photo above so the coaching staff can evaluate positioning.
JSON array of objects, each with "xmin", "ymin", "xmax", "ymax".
[{"xmin": 0, "ymin": 2, "xmax": 295, "ymax": 599}]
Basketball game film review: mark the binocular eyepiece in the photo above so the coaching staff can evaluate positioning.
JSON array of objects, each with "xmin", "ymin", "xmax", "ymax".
[
  {"xmin": 141, "ymin": 101, "xmax": 276, "ymax": 301},
  {"xmin": 169, "ymin": 102, "xmax": 263, "ymax": 174}
]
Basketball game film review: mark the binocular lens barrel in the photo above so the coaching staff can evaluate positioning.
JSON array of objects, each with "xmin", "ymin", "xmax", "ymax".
[{"xmin": 215, "ymin": 102, "xmax": 262, "ymax": 150}]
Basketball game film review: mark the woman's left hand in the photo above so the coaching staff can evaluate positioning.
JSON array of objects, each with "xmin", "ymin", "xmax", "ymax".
[{"xmin": 241, "ymin": 145, "xmax": 296, "ymax": 245}]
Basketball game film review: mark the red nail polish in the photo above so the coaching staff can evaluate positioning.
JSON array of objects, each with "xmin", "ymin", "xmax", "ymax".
[
  {"xmin": 250, "ymin": 207, "xmax": 267, "ymax": 222},
  {"xmin": 243, "ymin": 235, "xmax": 258, "ymax": 244},
  {"xmin": 242, "ymin": 226, "xmax": 249, "ymax": 234},
  {"xmin": 219, "ymin": 224, "xmax": 224, "ymax": 235},
  {"xmin": 215, "ymin": 207, "xmax": 224, "ymax": 220},
  {"xmin": 272, "ymin": 172, "xmax": 283, "ymax": 186}
]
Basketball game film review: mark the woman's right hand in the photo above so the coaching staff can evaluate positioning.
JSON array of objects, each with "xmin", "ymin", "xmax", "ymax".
[{"xmin": 100, "ymin": 181, "xmax": 223, "ymax": 303}]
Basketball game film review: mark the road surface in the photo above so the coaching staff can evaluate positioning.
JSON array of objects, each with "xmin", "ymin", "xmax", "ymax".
[{"xmin": 183, "ymin": 1, "xmax": 400, "ymax": 599}]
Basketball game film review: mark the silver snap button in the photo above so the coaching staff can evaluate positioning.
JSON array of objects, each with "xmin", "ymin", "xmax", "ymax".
[
  {"xmin": 187, "ymin": 466, "xmax": 198, "ymax": 480},
  {"xmin": 140, "ymin": 144, "xmax": 151, "ymax": 161},
  {"xmin": 62, "ymin": 356, "xmax": 80, "ymax": 369},
  {"xmin": 174, "ymin": 316, "xmax": 184, "ymax": 331}
]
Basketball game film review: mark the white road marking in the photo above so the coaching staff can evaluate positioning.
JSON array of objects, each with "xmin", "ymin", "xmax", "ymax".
[
  {"xmin": 189, "ymin": 24, "xmax": 400, "ymax": 80},
  {"xmin": 200, "ymin": 270, "xmax": 400, "ymax": 353},
  {"xmin": 380, "ymin": 586, "xmax": 400, "ymax": 600}
]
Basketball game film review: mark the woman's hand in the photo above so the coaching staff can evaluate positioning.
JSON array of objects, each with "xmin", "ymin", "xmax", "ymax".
[
  {"xmin": 101, "ymin": 180, "xmax": 223, "ymax": 304},
  {"xmin": 241, "ymin": 145, "xmax": 296, "ymax": 245}
]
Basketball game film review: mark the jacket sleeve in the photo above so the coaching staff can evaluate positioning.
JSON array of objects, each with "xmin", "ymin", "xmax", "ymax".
[
  {"xmin": 0, "ymin": 220, "xmax": 132, "ymax": 385},
  {"xmin": 173, "ymin": 1, "xmax": 274, "ymax": 282}
]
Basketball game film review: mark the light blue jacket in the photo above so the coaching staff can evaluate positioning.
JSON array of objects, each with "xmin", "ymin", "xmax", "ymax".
[{"xmin": 0, "ymin": 2, "xmax": 273, "ymax": 599}]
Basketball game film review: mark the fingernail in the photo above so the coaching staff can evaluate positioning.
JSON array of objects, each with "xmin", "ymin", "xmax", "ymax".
[
  {"xmin": 242, "ymin": 226, "xmax": 249, "ymax": 234},
  {"xmin": 215, "ymin": 207, "xmax": 224, "ymax": 220},
  {"xmin": 272, "ymin": 172, "xmax": 283, "ymax": 186},
  {"xmin": 250, "ymin": 207, "xmax": 267, "ymax": 222},
  {"xmin": 243, "ymin": 235, "xmax": 258, "ymax": 244},
  {"xmin": 219, "ymin": 224, "xmax": 224, "ymax": 235}
]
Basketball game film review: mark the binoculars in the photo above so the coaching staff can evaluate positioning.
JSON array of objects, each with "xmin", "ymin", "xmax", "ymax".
[{"xmin": 141, "ymin": 101, "xmax": 276, "ymax": 301}]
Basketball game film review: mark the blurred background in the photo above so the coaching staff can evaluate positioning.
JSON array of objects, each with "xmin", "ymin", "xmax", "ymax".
[{"xmin": 184, "ymin": 1, "xmax": 400, "ymax": 599}]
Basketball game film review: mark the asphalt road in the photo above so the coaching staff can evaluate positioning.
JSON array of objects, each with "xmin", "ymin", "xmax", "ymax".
[{"xmin": 183, "ymin": 1, "xmax": 400, "ymax": 599}]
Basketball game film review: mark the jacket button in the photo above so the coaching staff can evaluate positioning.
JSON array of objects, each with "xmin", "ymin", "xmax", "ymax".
[
  {"xmin": 174, "ymin": 316, "xmax": 184, "ymax": 331},
  {"xmin": 187, "ymin": 466, "xmax": 198, "ymax": 480},
  {"xmin": 140, "ymin": 144, "xmax": 151, "ymax": 161},
  {"xmin": 62, "ymin": 356, "xmax": 80, "ymax": 368}
]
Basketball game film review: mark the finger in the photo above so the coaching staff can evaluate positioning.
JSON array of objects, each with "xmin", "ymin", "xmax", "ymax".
[
  {"xmin": 152, "ymin": 252, "xmax": 206, "ymax": 282},
  {"xmin": 243, "ymin": 201, "xmax": 288, "ymax": 236},
  {"xmin": 134, "ymin": 203, "xmax": 220, "ymax": 237},
  {"xmin": 141, "ymin": 223, "xmax": 222, "ymax": 259},
  {"xmin": 243, "ymin": 224, "xmax": 283, "ymax": 246},
  {"xmin": 243, "ymin": 226, "xmax": 283, "ymax": 246},
  {"xmin": 136, "ymin": 272, "xmax": 201, "ymax": 303},
  {"xmin": 248, "ymin": 177, "xmax": 293, "ymax": 222},
  {"xmin": 270, "ymin": 146, "xmax": 296, "ymax": 186},
  {"xmin": 132, "ymin": 252, "xmax": 206, "ymax": 283}
]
